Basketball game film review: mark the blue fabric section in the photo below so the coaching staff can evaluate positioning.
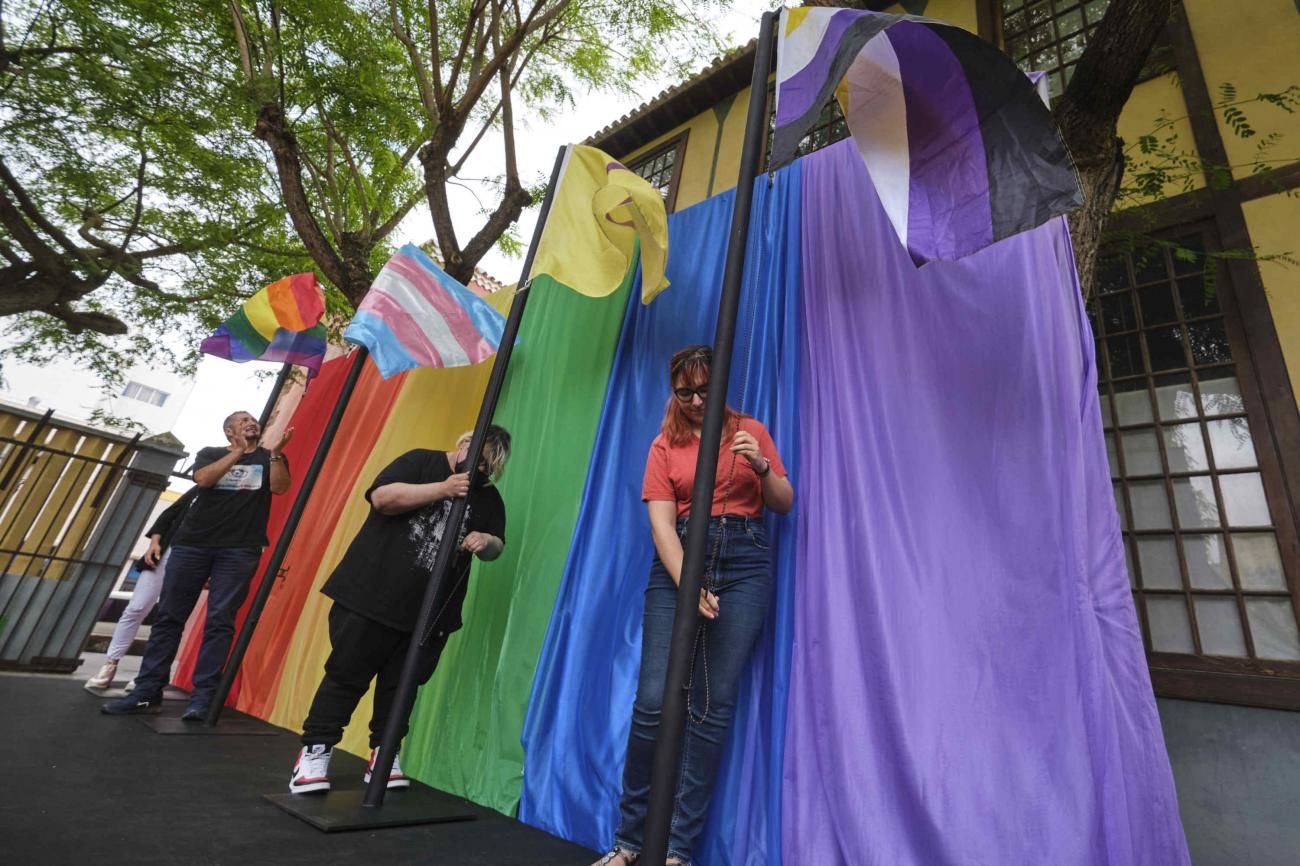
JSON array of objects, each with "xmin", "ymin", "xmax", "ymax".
[
  {"xmin": 343, "ymin": 310, "xmax": 420, "ymax": 379},
  {"xmin": 518, "ymin": 165, "xmax": 802, "ymax": 866}
]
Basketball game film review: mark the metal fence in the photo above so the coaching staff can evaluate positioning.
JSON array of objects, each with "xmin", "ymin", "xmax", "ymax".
[{"xmin": 0, "ymin": 405, "xmax": 184, "ymax": 672}]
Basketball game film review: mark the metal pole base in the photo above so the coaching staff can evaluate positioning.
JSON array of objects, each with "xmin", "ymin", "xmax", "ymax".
[
  {"xmin": 264, "ymin": 786, "xmax": 477, "ymax": 833},
  {"xmin": 139, "ymin": 713, "xmax": 280, "ymax": 736}
]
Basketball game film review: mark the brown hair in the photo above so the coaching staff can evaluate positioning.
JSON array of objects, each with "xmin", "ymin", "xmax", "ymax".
[{"xmin": 660, "ymin": 345, "xmax": 743, "ymax": 447}]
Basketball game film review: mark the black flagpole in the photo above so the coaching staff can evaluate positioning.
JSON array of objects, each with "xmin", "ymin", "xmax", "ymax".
[
  {"xmin": 257, "ymin": 362, "xmax": 294, "ymax": 429},
  {"xmin": 639, "ymin": 11, "xmax": 776, "ymax": 865},
  {"xmin": 205, "ymin": 347, "xmax": 370, "ymax": 726},
  {"xmin": 362, "ymin": 145, "xmax": 569, "ymax": 807}
]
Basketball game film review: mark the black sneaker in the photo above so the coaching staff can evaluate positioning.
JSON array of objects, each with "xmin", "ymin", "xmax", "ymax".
[
  {"xmin": 101, "ymin": 691, "xmax": 163, "ymax": 715},
  {"xmin": 180, "ymin": 702, "xmax": 210, "ymax": 722}
]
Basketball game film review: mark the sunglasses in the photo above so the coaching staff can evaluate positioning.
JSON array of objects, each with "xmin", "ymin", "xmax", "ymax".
[{"xmin": 673, "ymin": 386, "xmax": 709, "ymax": 402}]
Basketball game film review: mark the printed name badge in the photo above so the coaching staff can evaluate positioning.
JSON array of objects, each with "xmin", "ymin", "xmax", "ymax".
[{"xmin": 215, "ymin": 464, "xmax": 264, "ymax": 492}]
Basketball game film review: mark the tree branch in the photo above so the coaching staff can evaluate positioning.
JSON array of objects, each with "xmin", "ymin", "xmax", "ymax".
[{"xmin": 390, "ymin": 0, "xmax": 440, "ymax": 122}]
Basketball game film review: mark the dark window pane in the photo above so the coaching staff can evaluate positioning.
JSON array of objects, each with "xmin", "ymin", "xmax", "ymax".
[
  {"xmin": 1057, "ymin": 8, "xmax": 1085, "ymax": 36},
  {"xmin": 1137, "ymin": 284, "xmax": 1178, "ymax": 326},
  {"xmin": 1146, "ymin": 326, "xmax": 1188, "ymax": 371},
  {"xmin": 1171, "ymin": 236, "xmax": 1204, "ymax": 275},
  {"xmin": 1189, "ymin": 319, "xmax": 1232, "ymax": 365},
  {"xmin": 1004, "ymin": 9, "xmax": 1027, "ymax": 36},
  {"xmin": 1133, "ymin": 248, "xmax": 1169, "ymax": 284},
  {"xmin": 1062, "ymin": 33, "xmax": 1086, "ymax": 64},
  {"xmin": 1085, "ymin": 0, "xmax": 1110, "ymax": 24},
  {"xmin": 1005, "ymin": 34, "xmax": 1027, "ymax": 60},
  {"xmin": 1179, "ymin": 275, "xmax": 1220, "ymax": 318},
  {"xmin": 1027, "ymin": 1, "xmax": 1053, "ymax": 28},
  {"xmin": 1101, "ymin": 291, "xmax": 1137, "ymax": 332},
  {"xmin": 1108, "ymin": 333, "xmax": 1144, "ymax": 377},
  {"xmin": 1028, "ymin": 22, "xmax": 1053, "ymax": 52},
  {"xmin": 1097, "ymin": 257, "xmax": 1129, "ymax": 292}
]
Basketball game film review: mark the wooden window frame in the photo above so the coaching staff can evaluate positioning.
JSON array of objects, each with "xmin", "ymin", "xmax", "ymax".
[
  {"xmin": 1094, "ymin": 221, "xmax": 1300, "ymax": 710},
  {"xmin": 625, "ymin": 130, "xmax": 689, "ymax": 214}
]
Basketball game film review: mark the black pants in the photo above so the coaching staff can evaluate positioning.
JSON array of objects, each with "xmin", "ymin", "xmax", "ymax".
[{"xmin": 301, "ymin": 603, "xmax": 450, "ymax": 749}]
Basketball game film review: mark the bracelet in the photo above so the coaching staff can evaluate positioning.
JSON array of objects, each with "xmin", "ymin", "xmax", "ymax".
[
  {"xmin": 755, "ymin": 458, "xmax": 771, "ymax": 478},
  {"xmin": 269, "ymin": 455, "xmax": 285, "ymax": 463}
]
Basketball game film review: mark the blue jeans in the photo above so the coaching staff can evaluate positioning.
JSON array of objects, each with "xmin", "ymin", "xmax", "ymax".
[
  {"xmin": 615, "ymin": 515, "xmax": 773, "ymax": 864},
  {"xmin": 131, "ymin": 544, "xmax": 262, "ymax": 706}
]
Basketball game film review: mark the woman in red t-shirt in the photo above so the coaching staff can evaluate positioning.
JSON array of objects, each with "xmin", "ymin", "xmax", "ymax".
[{"xmin": 595, "ymin": 345, "xmax": 794, "ymax": 866}]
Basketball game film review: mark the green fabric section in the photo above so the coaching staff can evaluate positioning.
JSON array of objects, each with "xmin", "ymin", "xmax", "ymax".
[
  {"xmin": 402, "ymin": 270, "xmax": 634, "ymax": 814},
  {"xmin": 224, "ymin": 308, "xmax": 270, "ymax": 356}
]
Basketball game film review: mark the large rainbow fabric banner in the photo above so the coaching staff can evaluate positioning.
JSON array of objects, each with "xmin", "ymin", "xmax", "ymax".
[
  {"xmin": 344, "ymin": 243, "xmax": 507, "ymax": 378},
  {"xmin": 180, "ymin": 141, "xmax": 1190, "ymax": 865},
  {"xmin": 771, "ymin": 6, "xmax": 1082, "ymax": 266},
  {"xmin": 200, "ymin": 272, "xmax": 327, "ymax": 377}
]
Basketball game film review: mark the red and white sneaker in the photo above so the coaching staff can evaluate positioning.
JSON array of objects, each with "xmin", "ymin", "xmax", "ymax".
[
  {"xmin": 289, "ymin": 745, "xmax": 332, "ymax": 794},
  {"xmin": 365, "ymin": 747, "xmax": 411, "ymax": 789}
]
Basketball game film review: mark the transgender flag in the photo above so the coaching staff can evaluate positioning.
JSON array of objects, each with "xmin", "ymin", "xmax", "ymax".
[
  {"xmin": 344, "ymin": 243, "xmax": 506, "ymax": 378},
  {"xmin": 772, "ymin": 7, "xmax": 1082, "ymax": 266}
]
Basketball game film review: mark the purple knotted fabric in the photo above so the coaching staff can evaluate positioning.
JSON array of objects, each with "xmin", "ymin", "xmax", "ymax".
[{"xmin": 784, "ymin": 139, "xmax": 1189, "ymax": 865}]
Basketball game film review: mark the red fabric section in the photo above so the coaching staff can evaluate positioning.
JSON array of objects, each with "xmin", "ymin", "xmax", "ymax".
[
  {"xmin": 641, "ymin": 417, "xmax": 787, "ymax": 518},
  {"xmin": 171, "ymin": 355, "xmax": 405, "ymax": 710}
]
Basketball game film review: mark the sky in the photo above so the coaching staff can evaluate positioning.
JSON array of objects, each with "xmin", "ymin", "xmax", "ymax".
[{"xmin": 169, "ymin": 2, "xmax": 775, "ymax": 465}]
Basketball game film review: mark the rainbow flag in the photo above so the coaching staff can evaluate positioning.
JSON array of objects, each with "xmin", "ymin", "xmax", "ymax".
[
  {"xmin": 772, "ymin": 7, "xmax": 1082, "ymax": 266},
  {"xmin": 343, "ymin": 244, "xmax": 506, "ymax": 379},
  {"xmin": 200, "ymin": 273, "xmax": 327, "ymax": 377}
]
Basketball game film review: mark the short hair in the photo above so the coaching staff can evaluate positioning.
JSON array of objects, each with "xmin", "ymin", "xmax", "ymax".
[
  {"xmin": 456, "ymin": 425, "xmax": 512, "ymax": 481},
  {"xmin": 223, "ymin": 410, "xmax": 253, "ymax": 431}
]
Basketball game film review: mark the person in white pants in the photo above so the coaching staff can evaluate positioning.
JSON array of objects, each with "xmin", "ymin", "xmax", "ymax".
[{"xmin": 86, "ymin": 489, "xmax": 196, "ymax": 690}]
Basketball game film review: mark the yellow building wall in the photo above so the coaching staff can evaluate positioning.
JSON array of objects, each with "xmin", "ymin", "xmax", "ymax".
[
  {"xmin": 1185, "ymin": 0, "xmax": 1300, "ymax": 177},
  {"xmin": 1116, "ymin": 72, "xmax": 1203, "ymax": 204},
  {"xmin": 1244, "ymin": 192, "xmax": 1300, "ymax": 395}
]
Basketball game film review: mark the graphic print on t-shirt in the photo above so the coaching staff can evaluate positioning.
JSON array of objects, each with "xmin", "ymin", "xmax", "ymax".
[
  {"xmin": 409, "ymin": 499, "xmax": 472, "ymax": 575},
  {"xmin": 215, "ymin": 464, "xmax": 264, "ymax": 492}
]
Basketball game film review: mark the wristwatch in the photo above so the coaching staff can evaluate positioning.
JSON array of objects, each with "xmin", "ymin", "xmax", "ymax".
[{"xmin": 755, "ymin": 458, "xmax": 771, "ymax": 477}]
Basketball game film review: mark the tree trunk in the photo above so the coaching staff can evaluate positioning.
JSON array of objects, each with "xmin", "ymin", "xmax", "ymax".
[
  {"xmin": 1054, "ymin": 0, "xmax": 1174, "ymax": 299},
  {"xmin": 255, "ymin": 103, "xmax": 374, "ymax": 307}
]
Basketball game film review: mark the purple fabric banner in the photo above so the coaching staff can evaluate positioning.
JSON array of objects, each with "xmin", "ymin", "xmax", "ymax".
[{"xmin": 784, "ymin": 140, "xmax": 1189, "ymax": 864}]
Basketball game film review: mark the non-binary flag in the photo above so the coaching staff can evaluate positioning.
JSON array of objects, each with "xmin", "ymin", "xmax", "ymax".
[
  {"xmin": 771, "ymin": 7, "xmax": 1083, "ymax": 266},
  {"xmin": 343, "ymin": 243, "xmax": 506, "ymax": 379},
  {"xmin": 529, "ymin": 144, "xmax": 670, "ymax": 304},
  {"xmin": 200, "ymin": 273, "xmax": 328, "ymax": 377}
]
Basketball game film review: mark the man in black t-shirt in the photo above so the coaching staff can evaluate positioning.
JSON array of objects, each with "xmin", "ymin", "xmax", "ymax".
[
  {"xmin": 102, "ymin": 410, "xmax": 292, "ymax": 719},
  {"xmin": 288, "ymin": 426, "xmax": 510, "ymax": 794}
]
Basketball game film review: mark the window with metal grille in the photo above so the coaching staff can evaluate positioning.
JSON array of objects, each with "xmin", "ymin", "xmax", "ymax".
[
  {"xmin": 765, "ymin": 86, "xmax": 850, "ymax": 169},
  {"xmin": 1090, "ymin": 233, "xmax": 1300, "ymax": 670},
  {"xmin": 626, "ymin": 132, "xmax": 688, "ymax": 213},
  {"xmin": 1001, "ymin": 0, "xmax": 1110, "ymax": 99},
  {"xmin": 1000, "ymin": 0, "xmax": 1173, "ymax": 101},
  {"xmin": 121, "ymin": 381, "xmax": 169, "ymax": 408}
]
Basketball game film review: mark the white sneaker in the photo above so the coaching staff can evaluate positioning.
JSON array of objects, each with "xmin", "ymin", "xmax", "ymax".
[
  {"xmin": 289, "ymin": 745, "xmax": 332, "ymax": 794},
  {"xmin": 85, "ymin": 660, "xmax": 119, "ymax": 690},
  {"xmin": 365, "ymin": 747, "xmax": 411, "ymax": 789},
  {"xmin": 124, "ymin": 678, "xmax": 136, "ymax": 693}
]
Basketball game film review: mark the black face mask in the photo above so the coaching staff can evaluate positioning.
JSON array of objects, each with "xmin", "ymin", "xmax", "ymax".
[{"xmin": 456, "ymin": 458, "xmax": 491, "ymax": 488}]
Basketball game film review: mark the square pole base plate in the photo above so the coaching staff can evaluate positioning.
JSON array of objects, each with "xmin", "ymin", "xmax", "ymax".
[
  {"xmin": 264, "ymin": 786, "xmax": 476, "ymax": 832},
  {"xmin": 140, "ymin": 715, "xmax": 280, "ymax": 736}
]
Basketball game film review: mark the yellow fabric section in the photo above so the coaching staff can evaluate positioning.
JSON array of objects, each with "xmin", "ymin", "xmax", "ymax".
[
  {"xmin": 241, "ymin": 285, "xmax": 281, "ymax": 341},
  {"xmin": 265, "ymin": 287, "xmax": 514, "ymax": 755},
  {"xmin": 529, "ymin": 144, "xmax": 670, "ymax": 304},
  {"xmin": 785, "ymin": 5, "xmax": 809, "ymax": 34}
]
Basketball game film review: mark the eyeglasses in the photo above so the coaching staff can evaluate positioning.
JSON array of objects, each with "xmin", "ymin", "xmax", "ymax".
[{"xmin": 673, "ymin": 386, "xmax": 708, "ymax": 403}]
